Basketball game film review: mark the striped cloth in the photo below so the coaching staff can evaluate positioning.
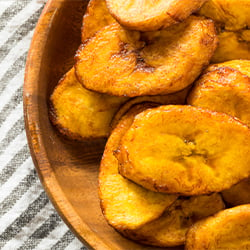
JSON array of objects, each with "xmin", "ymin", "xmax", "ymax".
[{"xmin": 0, "ymin": 0, "xmax": 87, "ymax": 249}]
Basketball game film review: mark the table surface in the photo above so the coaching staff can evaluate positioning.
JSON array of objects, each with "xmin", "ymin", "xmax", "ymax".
[{"xmin": 0, "ymin": 0, "xmax": 87, "ymax": 249}]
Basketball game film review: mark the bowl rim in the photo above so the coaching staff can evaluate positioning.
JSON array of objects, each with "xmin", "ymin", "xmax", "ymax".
[{"xmin": 23, "ymin": 0, "xmax": 111, "ymax": 249}]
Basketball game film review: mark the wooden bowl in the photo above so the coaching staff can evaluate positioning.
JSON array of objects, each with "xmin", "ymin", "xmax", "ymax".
[{"xmin": 24, "ymin": 0, "xmax": 182, "ymax": 249}]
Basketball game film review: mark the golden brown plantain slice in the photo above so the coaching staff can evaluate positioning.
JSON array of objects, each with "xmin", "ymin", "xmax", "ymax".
[
  {"xmin": 187, "ymin": 61, "xmax": 250, "ymax": 126},
  {"xmin": 185, "ymin": 205, "xmax": 250, "ymax": 250},
  {"xmin": 117, "ymin": 105, "xmax": 250, "ymax": 195},
  {"xmin": 110, "ymin": 86, "xmax": 190, "ymax": 131},
  {"xmin": 199, "ymin": 0, "xmax": 250, "ymax": 31},
  {"xmin": 75, "ymin": 16, "xmax": 217, "ymax": 97},
  {"xmin": 105, "ymin": 0, "xmax": 208, "ymax": 31},
  {"xmin": 222, "ymin": 179, "xmax": 250, "ymax": 206},
  {"xmin": 122, "ymin": 194, "xmax": 224, "ymax": 247},
  {"xmin": 212, "ymin": 30, "xmax": 250, "ymax": 63},
  {"xmin": 81, "ymin": 0, "xmax": 115, "ymax": 42},
  {"xmin": 187, "ymin": 60, "xmax": 250, "ymax": 206},
  {"xmin": 99, "ymin": 104, "xmax": 177, "ymax": 231},
  {"xmin": 49, "ymin": 67, "xmax": 128, "ymax": 140}
]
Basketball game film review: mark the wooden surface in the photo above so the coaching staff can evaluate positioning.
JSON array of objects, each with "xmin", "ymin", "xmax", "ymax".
[{"xmin": 23, "ymin": 0, "xmax": 183, "ymax": 249}]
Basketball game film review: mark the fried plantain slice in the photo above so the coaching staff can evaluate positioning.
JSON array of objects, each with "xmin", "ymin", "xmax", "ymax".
[
  {"xmin": 187, "ymin": 61, "xmax": 250, "ymax": 206},
  {"xmin": 81, "ymin": 0, "xmax": 115, "ymax": 42},
  {"xmin": 187, "ymin": 62, "xmax": 250, "ymax": 126},
  {"xmin": 212, "ymin": 30, "xmax": 250, "ymax": 63},
  {"xmin": 49, "ymin": 67, "xmax": 128, "ymax": 140},
  {"xmin": 75, "ymin": 16, "xmax": 217, "ymax": 97},
  {"xmin": 222, "ymin": 179, "xmax": 250, "ymax": 206},
  {"xmin": 117, "ymin": 105, "xmax": 250, "ymax": 195},
  {"xmin": 99, "ymin": 104, "xmax": 177, "ymax": 231},
  {"xmin": 105, "ymin": 0, "xmax": 208, "ymax": 32},
  {"xmin": 186, "ymin": 204, "xmax": 250, "ymax": 250},
  {"xmin": 122, "ymin": 194, "xmax": 224, "ymax": 247},
  {"xmin": 110, "ymin": 86, "xmax": 190, "ymax": 131},
  {"xmin": 199, "ymin": 0, "xmax": 250, "ymax": 31}
]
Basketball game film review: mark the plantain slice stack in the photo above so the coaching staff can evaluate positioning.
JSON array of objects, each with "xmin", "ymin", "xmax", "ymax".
[
  {"xmin": 99, "ymin": 104, "xmax": 224, "ymax": 247},
  {"xmin": 82, "ymin": 0, "xmax": 250, "ymax": 64},
  {"xmin": 49, "ymin": 0, "xmax": 250, "ymax": 247}
]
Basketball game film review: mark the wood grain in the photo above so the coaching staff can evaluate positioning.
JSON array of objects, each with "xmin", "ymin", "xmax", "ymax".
[{"xmin": 23, "ymin": 0, "xmax": 183, "ymax": 249}]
